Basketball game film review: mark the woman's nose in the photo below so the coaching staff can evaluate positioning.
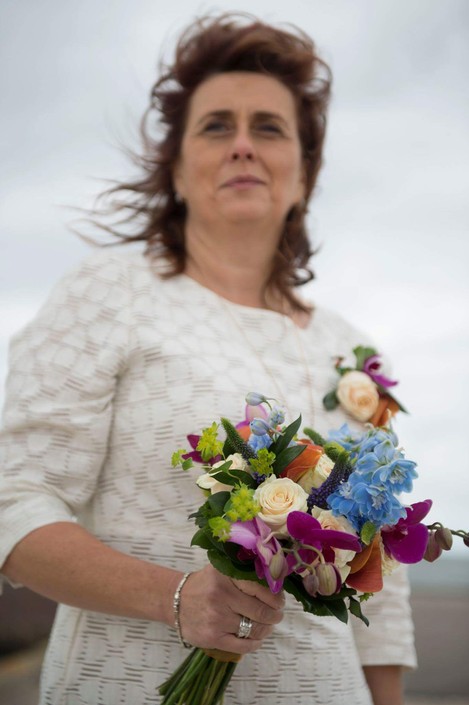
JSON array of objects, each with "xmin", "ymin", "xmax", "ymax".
[{"xmin": 229, "ymin": 129, "xmax": 255, "ymax": 161}]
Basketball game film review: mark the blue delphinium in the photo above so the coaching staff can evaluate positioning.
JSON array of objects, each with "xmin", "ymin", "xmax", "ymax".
[
  {"xmin": 354, "ymin": 439, "xmax": 417, "ymax": 495},
  {"xmin": 325, "ymin": 423, "xmax": 417, "ymax": 531},
  {"xmin": 355, "ymin": 427, "xmax": 399, "ymax": 457},
  {"xmin": 268, "ymin": 407, "xmax": 285, "ymax": 427},
  {"xmin": 328, "ymin": 475, "xmax": 406, "ymax": 532},
  {"xmin": 248, "ymin": 433, "xmax": 272, "ymax": 453},
  {"xmin": 327, "ymin": 424, "xmax": 365, "ymax": 455}
]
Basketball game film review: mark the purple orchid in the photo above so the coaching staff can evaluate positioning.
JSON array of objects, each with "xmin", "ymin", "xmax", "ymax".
[
  {"xmin": 381, "ymin": 499, "xmax": 432, "ymax": 563},
  {"xmin": 286, "ymin": 511, "xmax": 361, "ymax": 571},
  {"xmin": 182, "ymin": 434, "xmax": 221, "ymax": 466},
  {"xmin": 229, "ymin": 516, "xmax": 289, "ymax": 593},
  {"xmin": 363, "ymin": 354, "xmax": 398, "ymax": 389}
]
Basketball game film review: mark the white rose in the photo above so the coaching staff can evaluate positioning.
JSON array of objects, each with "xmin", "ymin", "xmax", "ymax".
[
  {"xmin": 297, "ymin": 453, "xmax": 335, "ymax": 493},
  {"xmin": 196, "ymin": 473, "xmax": 232, "ymax": 494},
  {"xmin": 379, "ymin": 536, "xmax": 400, "ymax": 576},
  {"xmin": 196, "ymin": 454, "xmax": 248, "ymax": 495},
  {"xmin": 213, "ymin": 453, "xmax": 249, "ymax": 472},
  {"xmin": 336, "ymin": 370, "xmax": 380, "ymax": 422},
  {"xmin": 254, "ymin": 476, "xmax": 308, "ymax": 533},
  {"xmin": 312, "ymin": 508, "xmax": 359, "ymax": 579}
]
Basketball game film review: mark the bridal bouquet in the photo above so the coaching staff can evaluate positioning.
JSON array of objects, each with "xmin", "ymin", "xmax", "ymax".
[{"xmin": 159, "ymin": 393, "xmax": 467, "ymax": 705}]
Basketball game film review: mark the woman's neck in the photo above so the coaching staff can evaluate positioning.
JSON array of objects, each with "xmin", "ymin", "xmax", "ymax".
[
  {"xmin": 183, "ymin": 220, "xmax": 279, "ymax": 309},
  {"xmin": 182, "ymin": 222, "xmax": 311, "ymax": 328}
]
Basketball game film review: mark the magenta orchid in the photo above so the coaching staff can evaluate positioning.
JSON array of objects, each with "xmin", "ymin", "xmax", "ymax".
[
  {"xmin": 286, "ymin": 511, "xmax": 362, "ymax": 571},
  {"xmin": 229, "ymin": 516, "xmax": 289, "ymax": 593},
  {"xmin": 381, "ymin": 500, "xmax": 432, "ymax": 563},
  {"xmin": 363, "ymin": 354, "xmax": 398, "ymax": 389}
]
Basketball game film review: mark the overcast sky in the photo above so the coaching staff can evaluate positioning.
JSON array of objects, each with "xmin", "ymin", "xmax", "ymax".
[{"xmin": 1, "ymin": 0, "xmax": 468, "ymax": 555}]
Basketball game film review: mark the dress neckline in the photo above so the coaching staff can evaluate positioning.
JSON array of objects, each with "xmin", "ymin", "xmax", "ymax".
[{"xmin": 177, "ymin": 273, "xmax": 314, "ymax": 331}]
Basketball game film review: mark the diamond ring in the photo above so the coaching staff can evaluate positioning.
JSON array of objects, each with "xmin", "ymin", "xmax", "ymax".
[{"xmin": 236, "ymin": 615, "xmax": 253, "ymax": 639}]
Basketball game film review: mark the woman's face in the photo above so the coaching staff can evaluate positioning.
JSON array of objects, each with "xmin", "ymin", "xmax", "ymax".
[{"xmin": 173, "ymin": 72, "xmax": 305, "ymax": 235}]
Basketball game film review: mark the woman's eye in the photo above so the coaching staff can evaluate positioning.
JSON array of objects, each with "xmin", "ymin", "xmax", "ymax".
[
  {"xmin": 257, "ymin": 123, "xmax": 282, "ymax": 135},
  {"xmin": 203, "ymin": 121, "xmax": 229, "ymax": 133}
]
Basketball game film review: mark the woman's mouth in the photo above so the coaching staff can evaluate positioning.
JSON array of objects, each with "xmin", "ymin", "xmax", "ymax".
[{"xmin": 222, "ymin": 175, "xmax": 265, "ymax": 188}]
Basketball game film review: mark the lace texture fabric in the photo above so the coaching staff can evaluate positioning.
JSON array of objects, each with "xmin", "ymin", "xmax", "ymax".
[{"xmin": 0, "ymin": 250, "xmax": 417, "ymax": 705}]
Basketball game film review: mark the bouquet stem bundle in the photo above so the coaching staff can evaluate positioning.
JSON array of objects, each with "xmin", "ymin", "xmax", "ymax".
[{"xmin": 159, "ymin": 649, "xmax": 239, "ymax": 705}]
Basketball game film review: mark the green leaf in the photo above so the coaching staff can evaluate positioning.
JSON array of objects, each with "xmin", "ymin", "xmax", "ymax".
[
  {"xmin": 181, "ymin": 458, "xmax": 194, "ymax": 471},
  {"xmin": 210, "ymin": 471, "xmax": 238, "ymax": 487},
  {"xmin": 323, "ymin": 390, "xmax": 339, "ymax": 411},
  {"xmin": 190, "ymin": 528, "xmax": 216, "ymax": 550},
  {"xmin": 329, "ymin": 585, "xmax": 357, "ymax": 600},
  {"xmin": 271, "ymin": 444, "xmax": 306, "ymax": 476},
  {"xmin": 171, "ymin": 449, "xmax": 189, "ymax": 468},
  {"xmin": 283, "ymin": 577, "xmax": 336, "ymax": 617},
  {"xmin": 321, "ymin": 596, "xmax": 348, "ymax": 624},
  {"xmin": 336, "ymin": 366, "xmax": 354, "ymax": 377},
  {"xmin": 302, "ymin": 427, "xmax": 326, "ymax": 447},
  {"xmin": 270, "ymin": 415, "xmax": 302, "ymax": 455},
  {"xmin": 360, "ymin": 521, "xmax": 377, "ymax": 546},
  {"xmin": 208, "ymin": 491, "xmax": 231, "ymax": 515},
  {"xmin": 359, "ymin": 592, "xmax": 373, "ymax": 603},
  {"xmin": 210, "ymin": 468, "xmax": 256, "ymax": 489},
  {"xmin": 207, "ymin": 549, "xmax": 258, "ymax": 581},
  {"xmin": 353, "ymin": 345, "xmax": 378, "ymax": 371},
  {"xmin": 349, "ymin": 596, "xmax": 370, "ymax": 626},
  {"xmin": 189, "ymin": 491, "xmax": 231, "ymax": 528}
]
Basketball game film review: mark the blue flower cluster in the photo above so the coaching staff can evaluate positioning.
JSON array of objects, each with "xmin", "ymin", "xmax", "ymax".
[
  {"xmin": 248, "ymin": 433, "xmax": 273, "ymax": 453},
  {"xmin": 247, "ymin": 405, "xmax": 285, "ymax": 453},
  {"xmin": 327, "ymin": 424, "xmax": 418, "ymax": 531}
]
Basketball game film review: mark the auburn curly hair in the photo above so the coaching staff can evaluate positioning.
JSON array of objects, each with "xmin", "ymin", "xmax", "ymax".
[{"xmin": 93, "ymin": 13, "xmax": 332, "ymax": 312}]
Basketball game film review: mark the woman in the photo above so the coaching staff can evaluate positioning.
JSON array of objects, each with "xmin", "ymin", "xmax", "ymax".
[{"xmin": 0, "ymin": 14, "xmax": 416, "ymax": 705}]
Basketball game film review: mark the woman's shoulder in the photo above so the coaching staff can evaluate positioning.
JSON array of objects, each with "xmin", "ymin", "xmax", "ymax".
[
  {"xmin": 308, "ymin": 304, "xmax": 375, "ymax": 355},
  {"xmin": 52, "ymin": 247, "xmax": 169, "ymax": 297},
  {"xmin": 64, "ymin": 247, "xmax": 150, "ymax": 280},
  {"xmin": 311, "ymin": 304, "xmax": 370, "ymax": 339}
]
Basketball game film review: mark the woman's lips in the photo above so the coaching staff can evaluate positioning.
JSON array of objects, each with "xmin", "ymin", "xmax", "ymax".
[{"xmin": 222, "ymin": 176, "xmax": 265, "ymax": 188}]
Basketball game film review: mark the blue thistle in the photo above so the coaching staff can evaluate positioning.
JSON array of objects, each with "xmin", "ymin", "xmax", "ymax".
[
  {"xmin": 252, "ymin": 472, "xmax": 268, "ymax": 486},
  {"xmin": 307, "ymin": 451, "xmax": 354, "ymax": 511}
]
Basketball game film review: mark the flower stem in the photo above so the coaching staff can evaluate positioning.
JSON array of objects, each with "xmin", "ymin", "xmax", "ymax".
[
  {"xmin": 159, "ymin": 649, "xmax": 238, "ymax": 705},
  {"xmin": 427, "ymin": 523, "xmax": 469, "ymax": 540}
]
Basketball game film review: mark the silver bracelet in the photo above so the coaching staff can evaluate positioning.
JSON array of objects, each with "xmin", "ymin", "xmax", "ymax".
[{"xmin": 173, "ymin": 572, "xmax": 192, "ymax": 649}]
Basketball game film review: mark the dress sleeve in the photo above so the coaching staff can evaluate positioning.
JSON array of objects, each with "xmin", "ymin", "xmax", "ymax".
[{"xmin": 0, "ymin": 251, "xmax": 132, "ymax": 592}]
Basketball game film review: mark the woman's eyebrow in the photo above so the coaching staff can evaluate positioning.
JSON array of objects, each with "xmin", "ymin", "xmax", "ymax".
[
  {"xmin": 195, "ymin": 109, "xmax": 290, "ymax": 128},
  {"xmin": 195, "ymin": 110, "xmax": 232, "ymax": 128}
]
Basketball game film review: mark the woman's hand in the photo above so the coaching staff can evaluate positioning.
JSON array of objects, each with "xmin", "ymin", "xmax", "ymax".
[{"xmin": 178, "ymin": 564, "xmax": 284, "ymax": 654}]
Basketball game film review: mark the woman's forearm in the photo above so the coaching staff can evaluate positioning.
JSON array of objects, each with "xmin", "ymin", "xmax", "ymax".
[
  {"xmin": 363, "ymin": 665, "xmax": 404, "ymax": 705},
  {"xmin": 1, "ymin": 522, "xmax": 182, "ymax": 625},
  {"xmin": 1, "ymin": 521, "xmax": 285, "ymax": 655}
]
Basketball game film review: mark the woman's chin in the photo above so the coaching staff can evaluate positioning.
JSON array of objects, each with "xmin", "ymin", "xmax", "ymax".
[{"xmin": 215, "ymin": 201, "xmax": 280, "ymax": 227}]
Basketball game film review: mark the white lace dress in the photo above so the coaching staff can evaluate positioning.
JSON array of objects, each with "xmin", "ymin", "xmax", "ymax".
[{"xmin": 0, "ymin": 250, "xmax": 417, "ymax": 705}]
